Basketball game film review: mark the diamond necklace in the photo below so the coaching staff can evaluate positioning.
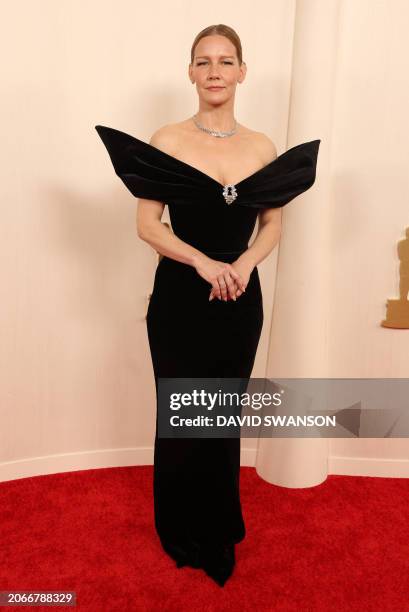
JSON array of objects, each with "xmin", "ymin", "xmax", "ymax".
[
  {"xmin": 192, "ymin": 113, "xmax": 239, "ymax": 205},
  {"xmin": 192, "ymin": 113, "xmax": 237, "ymax": 138}
]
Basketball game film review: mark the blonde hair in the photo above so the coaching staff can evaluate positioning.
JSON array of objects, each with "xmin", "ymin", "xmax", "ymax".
[{"xmin": 190, "ymin": 24, "xmax": 243, "ymax": 65}]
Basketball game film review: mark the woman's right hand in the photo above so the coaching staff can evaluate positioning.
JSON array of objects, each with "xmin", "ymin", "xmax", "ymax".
[{"xmin": 193, "ymin": 255, "xmax": 246, "ymax": 301}]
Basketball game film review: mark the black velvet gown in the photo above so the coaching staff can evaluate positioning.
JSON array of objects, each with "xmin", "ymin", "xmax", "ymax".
[{"xmin": 95, "ymin": 124, "xmax": 320, "ymax": 586}]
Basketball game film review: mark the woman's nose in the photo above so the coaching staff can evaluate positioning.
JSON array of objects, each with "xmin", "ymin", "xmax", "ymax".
[{"xmin": 208, "ymin": 66, "xmax": 220, "ymax": 77}]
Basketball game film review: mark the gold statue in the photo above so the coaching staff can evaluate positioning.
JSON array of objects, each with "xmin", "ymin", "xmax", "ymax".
[{"xmin": 382, "ymin": 227, "xmax": 409, "ymax": 328}]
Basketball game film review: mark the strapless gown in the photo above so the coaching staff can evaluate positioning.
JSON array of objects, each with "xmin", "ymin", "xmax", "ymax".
[{"xmin": 95, "ymin": 124, "xmax": 320, "ymax": 586}]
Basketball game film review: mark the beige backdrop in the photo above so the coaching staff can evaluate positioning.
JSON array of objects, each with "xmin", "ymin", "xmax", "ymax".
[{"xmin": 1, "ymin": 0, "xmax": 408, "ymax": 485}]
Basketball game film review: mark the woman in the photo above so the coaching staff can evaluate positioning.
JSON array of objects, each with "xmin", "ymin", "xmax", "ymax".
[{"xmin": 95, "ymin": 24, "xmax": 320, "ymax": 587}]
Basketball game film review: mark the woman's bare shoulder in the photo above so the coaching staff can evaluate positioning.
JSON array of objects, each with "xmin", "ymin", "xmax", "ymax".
[
  {"xmin": 243, "ymin": 128, "xmax": 277, "ymax": 163},
  {"xmin": 149, "ymin": 119, "xmax": 195, "ymax": 155},
  {"xmin": 149, "ymin": 123, "xmax": 182, "ymax": 155}
]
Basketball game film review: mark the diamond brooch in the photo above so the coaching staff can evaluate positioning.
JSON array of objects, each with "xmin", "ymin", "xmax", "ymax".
[{"xmin": 222, "ymin": 184, "xmax": 238, "ymax": 205}]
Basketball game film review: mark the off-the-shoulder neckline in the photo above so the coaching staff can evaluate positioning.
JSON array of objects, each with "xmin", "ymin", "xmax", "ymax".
[{"xmin": 95, "ymin": 125, "xmax": 320, "ymax": 190}]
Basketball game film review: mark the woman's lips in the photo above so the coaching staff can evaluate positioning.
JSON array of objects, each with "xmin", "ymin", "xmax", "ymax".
[{"xmin": 207, "ymin": 87, "xmax": 224, "ymax": 91}]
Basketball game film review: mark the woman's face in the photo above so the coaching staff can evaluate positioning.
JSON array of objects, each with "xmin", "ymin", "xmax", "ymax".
[{"xmin": 189, "ymin": 34, "xmax": 246, "ymax": 104}]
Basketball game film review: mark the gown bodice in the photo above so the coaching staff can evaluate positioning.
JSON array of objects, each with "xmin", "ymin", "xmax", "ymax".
[{"xmin": 95, "ymin": 125, "xmax": 320, "ymax": 253}]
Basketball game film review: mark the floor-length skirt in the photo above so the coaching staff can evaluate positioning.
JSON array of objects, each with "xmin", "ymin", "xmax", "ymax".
[{"xmin": 146, "ymin": 251, "xmax": 264, "ymax": 586}]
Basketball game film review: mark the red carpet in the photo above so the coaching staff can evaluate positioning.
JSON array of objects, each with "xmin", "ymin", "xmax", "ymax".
[{"xmin": 0, "ymin": 466, "xmax": 408, "ymax": 611}]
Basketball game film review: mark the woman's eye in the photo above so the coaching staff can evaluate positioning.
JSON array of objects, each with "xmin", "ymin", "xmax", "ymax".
[{"xmin": 196, "ymin": 61, "xmax": 233, "ymax": 66}]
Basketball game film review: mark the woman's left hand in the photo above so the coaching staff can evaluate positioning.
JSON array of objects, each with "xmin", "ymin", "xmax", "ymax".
[{"xmin": 208, "ymin": 256, "xmax": 255, "ymax": 301}]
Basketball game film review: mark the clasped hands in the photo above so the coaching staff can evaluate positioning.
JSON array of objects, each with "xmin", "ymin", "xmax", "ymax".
[{"xmin": 194, "ymin": 254, "xmax": 254, "ymax": 302}]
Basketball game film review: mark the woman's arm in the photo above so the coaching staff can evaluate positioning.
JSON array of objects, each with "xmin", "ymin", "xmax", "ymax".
[
  {"xmin": 237, "ymin": 207, "xmax": 282, "ymax": 269},
  {"xmin": 236, "ymin": 133, "xmax": 281, "ymax": 267},
  {"xmin": 136, "ymin": 197, "xmax": 205, "ymax": 267},
  {"xmin": 209, "ymin": 133, "xmax": 281, "ymax": 300},
  {"xmin": 136, "ymin": 128, "xmax": 206, "ymax": 267}
]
